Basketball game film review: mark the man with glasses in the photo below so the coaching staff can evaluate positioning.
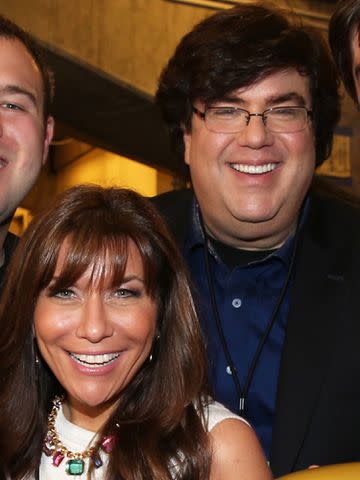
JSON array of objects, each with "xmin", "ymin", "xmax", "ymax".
[
  {"xmin": 154, "ymin": 3, "xmax": 360, "ymax": 476},
  {"xmin": 329, "ymin": 0, "xmax": 360, "ymax": 105}
]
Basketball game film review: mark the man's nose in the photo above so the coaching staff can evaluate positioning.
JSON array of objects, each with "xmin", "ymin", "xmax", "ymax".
[{"xmin": 235, "ymin": 113, "xmax": 273, "ymax": 149}]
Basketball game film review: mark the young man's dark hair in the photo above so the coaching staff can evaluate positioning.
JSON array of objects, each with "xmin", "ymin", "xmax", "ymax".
[
  {"xmin": 157, "ymin": 3, "xmax": 340, "ymax": 167},
  {"xmin": 0, "ymin": 15, "xmax": 55, "ymax": 119}
]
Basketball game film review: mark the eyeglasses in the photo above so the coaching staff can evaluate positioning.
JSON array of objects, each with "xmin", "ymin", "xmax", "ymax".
[{"xmin": 192, "ymin": 105, "xmax": 312, "ymax": 134}]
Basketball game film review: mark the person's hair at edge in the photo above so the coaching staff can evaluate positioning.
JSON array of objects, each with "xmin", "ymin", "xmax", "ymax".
[
  {"xmin": 156, "ymin": 2, "xmax": 340, "ymax": 169},
  {"xmin": 0, "ymin": 14, "xmax": 55, "ymax": 119},
  {"xmin": 0, "ymin": 185, "xmax": 210, "ymax": 479},
  {"xmin": 329, "ymin": 0, "xmax": 360, "ymax": 104}
]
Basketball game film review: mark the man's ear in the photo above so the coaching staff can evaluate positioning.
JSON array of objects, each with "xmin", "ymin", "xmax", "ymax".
[
  {"xmin": 183, "ymin": 127, "xmax": 192, "ymax": 166},
  {"xmin": 42, "ymin": 116, "xmax": 55, "ymax": 166}
]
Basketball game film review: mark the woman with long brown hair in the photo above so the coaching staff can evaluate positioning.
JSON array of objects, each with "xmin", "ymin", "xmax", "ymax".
[{"xmin": 0, "ymin": 185, "xmax": 270, "ymax": 480}]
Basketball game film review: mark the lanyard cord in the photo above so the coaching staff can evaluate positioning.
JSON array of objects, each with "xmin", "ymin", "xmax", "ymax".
[{"xmin": 200, "ymin": 213, "xmax": 301, "ymax": 416}]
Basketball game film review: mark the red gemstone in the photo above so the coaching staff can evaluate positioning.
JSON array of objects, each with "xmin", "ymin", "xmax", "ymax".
[
  {"xmin": 100, "ymin": 435, "xmax": 116, "ymax": 453},
  {"xmin": 52, "ymin": 451, "xmax": 65, "ymax": 466}
]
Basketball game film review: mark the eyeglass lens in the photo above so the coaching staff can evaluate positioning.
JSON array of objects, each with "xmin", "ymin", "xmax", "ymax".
[{"xmin": 205, "ymin": 107, "xmax": 308, "ymax": 133}]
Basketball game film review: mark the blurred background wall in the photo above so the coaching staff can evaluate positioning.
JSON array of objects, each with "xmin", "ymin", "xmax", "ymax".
[{"xmin": 0, "ymin": 0, "xmax": 356, "ymax": 233}]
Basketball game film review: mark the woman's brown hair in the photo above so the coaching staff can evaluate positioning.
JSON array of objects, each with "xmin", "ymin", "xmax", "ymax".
[{"xmin": 0, "ymin": 185, "xmax": 210, "ymax": 479}]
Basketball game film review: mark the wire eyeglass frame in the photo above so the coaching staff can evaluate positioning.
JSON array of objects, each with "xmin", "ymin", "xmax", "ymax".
[{"xmin": 192, "ymin": 105, "xmax": 312, "ymax": 134}]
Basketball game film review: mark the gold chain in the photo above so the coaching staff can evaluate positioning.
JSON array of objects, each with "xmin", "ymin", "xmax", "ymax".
[{"xmin": 46, "ymin": 395, "xmax": 96, "ymax": 460}]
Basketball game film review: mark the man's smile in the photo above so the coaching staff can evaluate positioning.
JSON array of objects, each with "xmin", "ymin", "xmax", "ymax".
[{"xmin": 229, "ymin": 162, "xmax": 278, "ymax": 174}]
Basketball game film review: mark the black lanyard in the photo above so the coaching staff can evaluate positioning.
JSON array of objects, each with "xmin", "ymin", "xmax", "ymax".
[{"xmin": 200, "ymin": 213, "xmax": 300, "ymax": 416}]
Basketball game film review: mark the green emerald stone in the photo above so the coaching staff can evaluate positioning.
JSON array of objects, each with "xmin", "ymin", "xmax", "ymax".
[{"xmin": 66, "ymin": 459, "xmax": 85, "ymax": 475}]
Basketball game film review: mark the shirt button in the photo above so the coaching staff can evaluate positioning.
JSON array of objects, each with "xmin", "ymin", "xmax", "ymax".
[
  {"xmin": 232, "ymin": 298, "xmax": 242, "ymax": 308},
  {"xmin": 226, "ymin": 366, "xmax": 232, "ymax": 375}
]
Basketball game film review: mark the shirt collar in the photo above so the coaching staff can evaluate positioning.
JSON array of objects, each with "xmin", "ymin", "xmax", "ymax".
[{"xmin": 184, "ymin": 195, "xmax": 310, "ymax": 268}]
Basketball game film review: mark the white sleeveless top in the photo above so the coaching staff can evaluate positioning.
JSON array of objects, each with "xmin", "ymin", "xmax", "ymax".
[{"xmin": 35, "ymin": 399, "xmax": 248, "ymax": 480}]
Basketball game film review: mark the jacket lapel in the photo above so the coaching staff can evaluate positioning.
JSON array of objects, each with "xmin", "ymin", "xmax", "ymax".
[
  {"xmin": 270, "ymin": 195, "xmax": 348, "ymax": 475},
  {"xmin": 151, "ymin": 189, "xmax": 194, "ymax": 247}
]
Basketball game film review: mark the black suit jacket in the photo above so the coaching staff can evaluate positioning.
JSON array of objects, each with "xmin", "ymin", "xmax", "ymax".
[
  {"xmin": 152, "ymin": 186, "xmax": 360, "ymax": 477},
  {"xmin": 0, "ymin": 232, "xmax": 18, "ymax": 290}
]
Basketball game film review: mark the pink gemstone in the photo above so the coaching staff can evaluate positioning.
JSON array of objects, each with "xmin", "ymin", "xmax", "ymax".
[
  {"xmin": 52, "ymin": 451, "xmax": 65, "ymax": 467},
  {"xmin": 43, "ymin": 444, "xmax": 54, "ymax": 457},
  {"xmin": 101, "ymin": 435, "xmax": 116, "ymax": 453}
]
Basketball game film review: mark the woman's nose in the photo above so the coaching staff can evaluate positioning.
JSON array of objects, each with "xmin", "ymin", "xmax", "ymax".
[{"xmin": 75, "ymin": 295, "xmax": 114, "ymax": 343}]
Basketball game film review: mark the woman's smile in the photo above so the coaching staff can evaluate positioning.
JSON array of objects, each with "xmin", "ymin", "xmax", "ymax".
[{"xmin": 34, "ymin": 238, "xmax": 158, "ymax": 430}]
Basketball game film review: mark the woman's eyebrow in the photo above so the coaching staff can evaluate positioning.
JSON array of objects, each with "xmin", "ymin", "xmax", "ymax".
[{"xmin": 121, "ymin": 275, "xmax": 144, "ymax": 284}]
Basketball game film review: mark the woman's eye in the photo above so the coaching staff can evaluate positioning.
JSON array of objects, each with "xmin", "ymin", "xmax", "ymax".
[
  {"xmin": 114, "ymin": 288, "xmax": 139, "ymax": 298},
  {"xmin": 52, "ymin": 289, "xmax": 76, "ymax": 299}
]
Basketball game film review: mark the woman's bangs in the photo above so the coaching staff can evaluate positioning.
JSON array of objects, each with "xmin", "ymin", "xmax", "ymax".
[
  {"xmin": 131, "ymin": 236, "xmax": 161, "ymax": 298},
  {"xmin": 47, "ymin": 233, "xmax": 130, "ymax": 291}
]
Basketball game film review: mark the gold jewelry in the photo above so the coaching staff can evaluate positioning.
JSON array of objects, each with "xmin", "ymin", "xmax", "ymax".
[{"xmin": 43, "ymin": 395, "xmax": 116, "ymax": 475}]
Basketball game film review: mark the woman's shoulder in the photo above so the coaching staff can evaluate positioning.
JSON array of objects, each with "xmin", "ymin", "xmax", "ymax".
[
  {"xmin": 203, "ymin": 397, "xmax": 250, "ymax": 432},
  {"xmin": 201, "ymin": 399, "xmax": 272, "ymax": 479},
  {"xmin": 209, "ymin": 417, "xmax": 272, "ymax": 480}
]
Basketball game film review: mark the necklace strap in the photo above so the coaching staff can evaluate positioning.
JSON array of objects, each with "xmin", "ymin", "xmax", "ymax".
[{"xmin": 200, "ymin": 212, "xmax": 301, "ymax": 416}]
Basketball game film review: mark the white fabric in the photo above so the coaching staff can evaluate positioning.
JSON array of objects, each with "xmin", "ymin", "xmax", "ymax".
[
  {"xmin": 38, "ymin": 406, "xmax": 105, "ymax": 480},
  {"xmin": 35, "ymin": 399, "xmax": 247, "ymax": 479},
  {"xmin": 205, "ymin": 399, "xmax": 250, "ymax": 431}
]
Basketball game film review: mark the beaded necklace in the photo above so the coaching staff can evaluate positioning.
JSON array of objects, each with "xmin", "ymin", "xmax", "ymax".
[{"xmin": 42, "ymin": 396, "xmax": 116, "ymax": 476}]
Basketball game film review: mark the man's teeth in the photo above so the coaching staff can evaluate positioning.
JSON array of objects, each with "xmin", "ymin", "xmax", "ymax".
[
  {"xmin": 232, "ymin": 163, "xmax": 277, "ymax": 174},
  {"xmin": 70, "ymin": 352, "xmax": 120, "ymax": 367},
  {"xmin": 0, "ymin": 159, "xmax": 8, "ymax": 168}
]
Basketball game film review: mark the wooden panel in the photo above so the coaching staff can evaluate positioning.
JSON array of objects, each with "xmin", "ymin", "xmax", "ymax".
[
  {"xmin": 0, "ymin": 0, "xmax": 208, "ymax": 95},
  {"xmin": 3, "ymin": 0, "xmax": 360, "ymax": 195}
]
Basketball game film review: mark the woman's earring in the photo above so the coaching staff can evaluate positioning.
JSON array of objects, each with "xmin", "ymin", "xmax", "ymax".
[
  {"xmin": 149, "ymin": 334, "xmax": 160, "ymax": 363},
  {"xmin": 33, "ymin": 336, "xmax": 40, "ymax": 365}
]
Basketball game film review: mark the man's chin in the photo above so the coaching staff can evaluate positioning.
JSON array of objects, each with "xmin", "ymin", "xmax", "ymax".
[{"xmin": 232, "ymin": 208, "xmax": 278, "ymax": 225}]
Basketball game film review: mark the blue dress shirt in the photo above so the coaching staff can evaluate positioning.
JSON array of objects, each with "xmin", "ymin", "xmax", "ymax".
[{"xmin": 183, "ymin": 200, "xmax": 298, "ymax": 459}]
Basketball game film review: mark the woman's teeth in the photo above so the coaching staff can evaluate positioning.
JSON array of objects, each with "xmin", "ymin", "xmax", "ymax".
[{"xmin": 69, "ymin": 352, "xmax": 120, "ymax": 367}]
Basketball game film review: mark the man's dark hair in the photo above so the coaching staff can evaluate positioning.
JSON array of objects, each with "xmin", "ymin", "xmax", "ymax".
[
  {"xmin": 156, "ymin": 3, "xmax": 340, "ymax": 168},
  {"xmin": 0, "ymin": 15, "xmax": 55, "ymax": 119},
  {"xmin": 329, "ymin": 0, "xmax": 360, "ymax": 104}
]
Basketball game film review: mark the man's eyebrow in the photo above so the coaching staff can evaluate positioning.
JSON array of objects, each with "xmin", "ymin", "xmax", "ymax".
[
  {"xmin": 267, "ymin": 92, "xmax": 306, "ymax": 106},
  {"xmin": 0, "ymin": 85, "xmax": 37, "ymax": 108},
  {"xmin": 214, "ymin": 95, "xmax": 242, "ymax": 104},
  {"xmin": 214, "ymin": 92, "xmax": 307, "ymax": 107}
]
